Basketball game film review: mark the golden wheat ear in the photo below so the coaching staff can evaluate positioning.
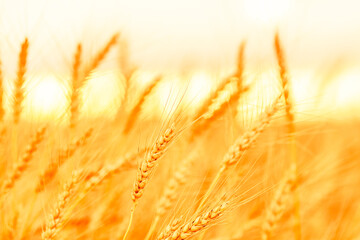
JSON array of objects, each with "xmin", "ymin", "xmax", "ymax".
[
  {"xmin": 0, "ymin": 55, "xmax": 5, "ymax": 122},
  {"xmin": 69, "ymin": 33, "xmax": 119, "ymax": 129},
  {"xmin": 144, "ymin": 155, "xmax": 195, "ymax": 240},
  {"xmin": 13, "ymin": 38, "xmax": 29, "ymax": 125},
  {"xmin": 42, "ymin": 170, "xmax": 82, "ymax": 240},
  {"xmin": 159, "ymin": 201, "xmax": 228, "ymax": 240},
  {"xmin": 274, "ymin": 32, "xmax": 295, "ymax": 130},
  {"xmin": 82, "ymin": 33, "xmax": 120, "ymax": 84},
  {"xmin": 122, "ymin": 124, "xmax": 177, "ymax": 240},
  {"xmin": 274, "ymin": 31, "xmax": 301, "ymax": 240},
  {"xmin": 196, "ymin": 95, "xmax": 282, "ymax": 212},
  {"xmin": 262, "ymin": 163, "xmax": 297, "ymax": 240},
  {"xmin": 1, "ymin": 126, "xmax": 46, "ymax": 195},
  {"xmin": 80, "ymin": 147, "xmax": 147, "ymax": 199},
  {"xmin": 156, "ymin": 216, "xmax": 184, "ymax": 240},
  {"xmin": 116, "ymin": 36, "xmax": 136, "ymax": 113},
  {"xmin": 122, "ymin": 75, "xmax": 162, "ymax": 134},
  {"xmin": 69, "ymin": 43, "xmax": 82, "ymax": 130},
  {"xmin": 119, "ymin": 36, "xmax": 136, "ymax": 84},
  {"xmin": 35, "ymin": 127, "xmax": 93, "ymax": 193},
  {"xmin": 190, "ymin": 41, "xmax": 248, "ymax": 141}
]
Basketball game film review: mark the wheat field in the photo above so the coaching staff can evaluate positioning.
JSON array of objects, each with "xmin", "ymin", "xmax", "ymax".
[{"xmin": 0, "ymin": 6, "xmax": 360, "ymax": 240}]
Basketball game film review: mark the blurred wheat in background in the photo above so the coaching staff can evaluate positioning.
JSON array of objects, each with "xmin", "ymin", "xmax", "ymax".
[{"xmin": 0, "ymin": 0, "xmax": 360, "ymax": 239}]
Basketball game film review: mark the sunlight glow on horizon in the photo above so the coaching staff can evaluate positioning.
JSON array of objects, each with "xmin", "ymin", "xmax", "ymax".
[
  {"xmin": 13, "ymin": 66, "xmax": 360, "ymax": 123},
  {"xmin": 0, "ymin": 0, "xmax": 359, "ymax": 122}
]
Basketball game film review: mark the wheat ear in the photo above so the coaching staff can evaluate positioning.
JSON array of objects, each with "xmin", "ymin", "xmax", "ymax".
[
  {"xmin": 69, "ymin": 43, "xmax": 82, "ymax": 129},
  {"xmin": 82, "ymin": 33, "xmax": 120, "ymax": 84},
  {"xmin": 160, "ymin": 202, "xmax": 228, "ymax": 240},
  {"xmin": 194, "ymin": 76, "xmax": 234, "ymax": 121},
  {"xmin": 13, "ymin": 38, "xmax": 29, "ymax": 124},
  {"xmin": 235, "ymin": 41, "xmax": 246, "ymax": 81},
  {"xmin": 194, "ymin": 41, "xmax": 245, "ymax": 122},
  {"xmin": 119, "ymin": 37, "xmax": 136, "ymax": 84},
  {"xmin": 274, "ymin": 32, "xmax": 301, "ymax": 240},
  {"xmin": 117, "ymin": 37, "xmax": 136, "ymax": 111},
  {"xmin": 58, "ymin": 148, "xmax": 144, "ymax": 233},
  {"xmin": 262, "ymin": 163, "xmax": 297, "ymax": 240},
  {"xmin": 0, "ymin": 55, "xmax": 5, "ymax": 121},
  {"xmin": 122, "ymin": 124, "xmax": 176, "ymax": 240},
  {"xmin": 42, "ymin": 170, "xmax": 82, "ymax": 240},
  {"xmin": 191, "ymin": 77, "xmax": 248, "ymax": 140},
  {"xmin": 145, "ymin": 155, "xmax": 194, "ymax": 240},
  {"xmin": 36, "ymin": 128, "xmax": 93, "ymax": 193},
  {"xmin": 63, "ymin": 150, "xmax": 145, "ymax": 230},
  {"xmin": 81, "ymin": 148, "xmax": 146, "ymax": 198},
  {"xmin": 156, "ymin": 216, "xmax": 184, "ymax": 240},
  {"xmin": 196, "ymin": 95, "xmax": 282, "ymax": 211},
  {"xmin": 69, "ymin": 34, "xmax": 119, "ymax": 129},
  {"xmin": 122, "ymin": 75, "xmax": 162, "ymax": 134},
  {"xmin": 3, "ymin": 208, "xmax": 19, "ymax": 239},
  {"xmin": 1, "ymin": 126, "xmax": 46, "ymax": 195},
  {"xmin": 191, "ymin": 42, "xmax": 247, "ymax": 140}
]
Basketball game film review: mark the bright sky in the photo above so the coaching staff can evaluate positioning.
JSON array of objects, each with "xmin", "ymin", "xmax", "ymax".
[{"xmin": 0, "ymin": 0, "xmax": 359, "ymax": 120}]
